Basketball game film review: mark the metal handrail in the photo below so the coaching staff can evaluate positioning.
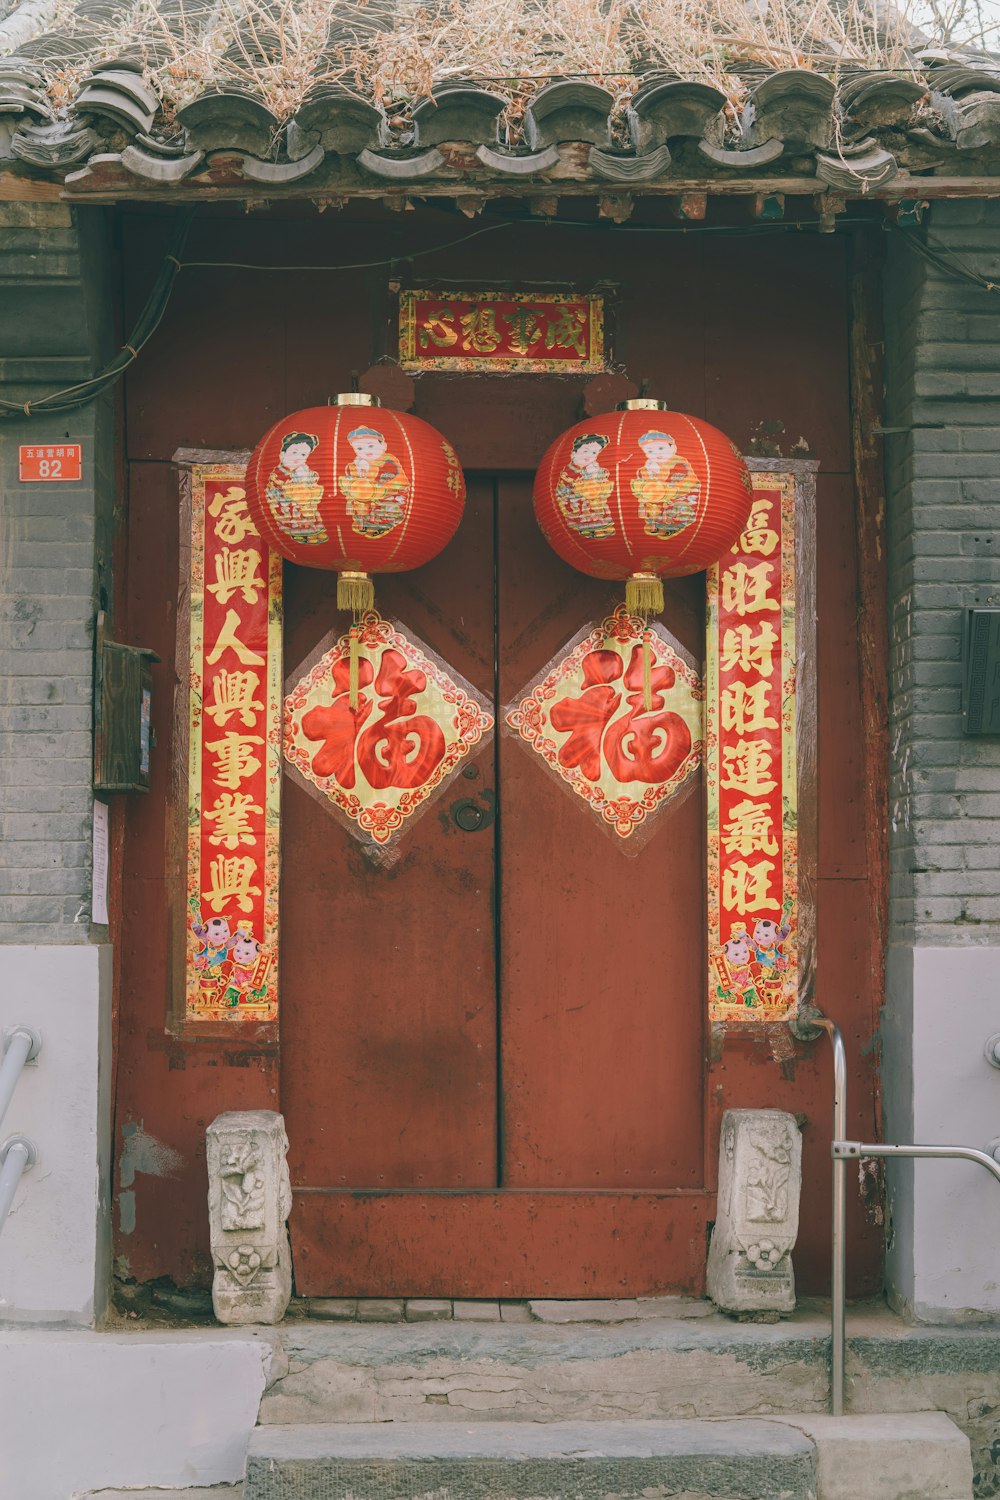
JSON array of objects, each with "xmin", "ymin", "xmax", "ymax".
[
  {"xmin": 0, "ymin": 1027, "xmax": 40, "ymax": 1135},
  {"xmin": 0, "ymin": 1028, "xmax": 40, "ymax": 1240},
  {"xmin": 792, "ymin": 1006, "xmax": 1000, "ymax": 1415}
]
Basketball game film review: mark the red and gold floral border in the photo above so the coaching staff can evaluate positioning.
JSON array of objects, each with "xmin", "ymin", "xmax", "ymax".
[
  {"xmin": 707, "ymin": 472, "xmax": 798, "ymax": 1025},
  {"xmin": 184, "ymin": 466, "xmax": 282, "ymax": 1024}
]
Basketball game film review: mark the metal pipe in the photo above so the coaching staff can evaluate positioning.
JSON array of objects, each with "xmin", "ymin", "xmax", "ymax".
[
  {"xmin": 817, "ymin": 1018, "xmax": 848, "ymax": 1416},
  {"xmin": 835, "ymin": 1140, "xmax": 1000, "ymax": 1188},
  {"xmin": 0, "ymin": 1028, "xmax": 40, "ymax": 1137},
  {"xmin": 0, "ymin": 1135, "xmax": 36, "ymax": 1236}
]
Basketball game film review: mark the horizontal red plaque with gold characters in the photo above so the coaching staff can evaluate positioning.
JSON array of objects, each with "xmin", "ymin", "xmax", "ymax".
[
  {"xmin": 183, "ymin": 466, "xmax": 282, "ymax": 1025},
  {"xmin": 398, "ymin": 289, "xmax": 605, "ymax": 374}
]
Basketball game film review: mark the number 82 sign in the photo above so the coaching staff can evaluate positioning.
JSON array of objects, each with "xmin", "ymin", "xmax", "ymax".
[{"xmin": 19, "ymin": 444, "xmax": 83, "ymax": 482}]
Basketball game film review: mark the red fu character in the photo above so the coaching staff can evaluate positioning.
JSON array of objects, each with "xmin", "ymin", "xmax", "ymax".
[
  {"xmin": 301, "ymin": 656, "xmax": 376, "ymax": 789},
  {"xmin": 550, "ymin": 645, "xmax": 691, "ymax": 787},
  {"xmin": 302, "ymin": 648, "xmax": 447, "ymax": 792},
  {"xmin": 357, "ymin": 648, "xmax": 447, "ymax": 790}
]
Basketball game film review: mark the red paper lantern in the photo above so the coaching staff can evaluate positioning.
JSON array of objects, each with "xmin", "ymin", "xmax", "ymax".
[
  {"xmin": 245, "ymin": 393, "xmax": 465, "ymax": 613},
  {"xmin": 533, "ymin": 399, "xmax": 753, "ymax": 616}
]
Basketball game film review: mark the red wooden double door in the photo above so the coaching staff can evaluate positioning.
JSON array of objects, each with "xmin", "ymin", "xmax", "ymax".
[{"xmin": 282, "ymin": 474, "xmax": 710, "ymax": 1296}]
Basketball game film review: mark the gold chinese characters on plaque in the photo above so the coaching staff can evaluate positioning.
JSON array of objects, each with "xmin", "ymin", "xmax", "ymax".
[
  {"xmin": 183, "ymin": 467, "xmax": 282, "ymax": 1024},
  {"xmin": 399, "ymin": 289, "xmax": 605, "ymax": 374}
]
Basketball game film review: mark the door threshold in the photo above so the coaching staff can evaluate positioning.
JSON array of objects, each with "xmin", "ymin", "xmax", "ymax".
[{"xmin": 291, "ymin": 1294, "xmax": 720, "ymax": 1326}]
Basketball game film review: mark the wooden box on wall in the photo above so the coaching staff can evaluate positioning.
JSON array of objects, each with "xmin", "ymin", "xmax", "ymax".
[{"xmin": 93, "ymin": 611, "xmax": 159, "ymax": 793}]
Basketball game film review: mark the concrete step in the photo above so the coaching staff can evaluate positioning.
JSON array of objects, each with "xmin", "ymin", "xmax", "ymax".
[
  {"xmin": 244, "ymin": 1418, "xmax": 818, "ymax": 1500},
  {"xmin": 245, "ymin": 1414, "xmax": 974, "ymax": 1500}
]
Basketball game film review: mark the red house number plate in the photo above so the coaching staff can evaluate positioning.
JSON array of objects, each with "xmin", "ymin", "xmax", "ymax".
[{"xmin": 18, "ymin": 444, "xmax": 83, "ymax": 481}]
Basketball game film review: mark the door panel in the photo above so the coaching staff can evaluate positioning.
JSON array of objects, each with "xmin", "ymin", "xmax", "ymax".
[
  {"xmin": 497, "ymin": 478, "xmax": 706, "ymax": 1190},
  {"xmin": 280, "ymin": 477, "xmax": 498, "ymax": 1191}
]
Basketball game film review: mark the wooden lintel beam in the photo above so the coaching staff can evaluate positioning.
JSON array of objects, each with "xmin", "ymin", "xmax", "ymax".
[{"xmin": 2, "ymin": 169, "xmax": 995, "ymax": 208}]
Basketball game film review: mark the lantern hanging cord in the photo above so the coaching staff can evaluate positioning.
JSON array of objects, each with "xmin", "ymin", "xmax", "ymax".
[{"xmin": 0, "ymin": 208, "xmax": 195, "ymax": 418}]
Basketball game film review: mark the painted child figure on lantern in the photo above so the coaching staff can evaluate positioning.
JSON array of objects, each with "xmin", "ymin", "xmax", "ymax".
[
  {"xmin": 555, "ymin": 433, "xmax": 615, "ymax": 539},
  {"xmin": 265, "ymin": 432, "xmax": 327, "ymax": 546},
  {"xmin": 631, "ymin": 430, "xmax": 701, "ymax": 539},
  {"xmin": 340, "ymin": 426, "xmax": 410, "ymax": 539}
]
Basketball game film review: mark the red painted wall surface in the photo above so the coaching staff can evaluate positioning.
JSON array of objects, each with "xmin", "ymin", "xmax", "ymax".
[{"xmin": 115, "ymin": 203, "xmax": 883, "ymax": 1295}]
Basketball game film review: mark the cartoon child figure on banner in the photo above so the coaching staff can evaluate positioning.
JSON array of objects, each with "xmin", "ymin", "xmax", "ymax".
[
  {"xmin": 340, "ymin": 426, "xmax": 410, "ymax": 538},
  {"xmin": 630, "ymin": 430, "xmax": 701, "ymax": 539},
  {"xmin": 555, "ymin": 433, "xmax": 615, "ymax": 539},
  {"xmin": 221, "ymin": 924, "xmax": 272, "ymax": 1008},
  {"xmin": 751, "ymin": 898, "xmax": 793, "ymax": 1003},
  {"xmin": 189, "ymin": 898, "xmax": 237, "ymax": 984},
  {"xmin": 265, "ymin": 432, "xmax": 326, "ymax": 546},
  {"xmin": 717, "ymin": 921, "xmax": 760, "ymax": 1008}
]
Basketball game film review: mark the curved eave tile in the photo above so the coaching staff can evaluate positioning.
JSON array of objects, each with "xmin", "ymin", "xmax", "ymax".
[
  {"xmin": 590, "ymin": 143, "xmax": 672, "ymax": 181},
  {"xmin": 290, "ymin": 91, "xmax": 386, "ymax": 155},
  {"xmin": 414, "ymin": 86, "xmax": 505, "ymax": 147},
  {"xmin": 475, "ymin": 143, "xmax": 559, "ymax": 175},
  {"xmin": 628, "ymin": 78, "xmax": 727, "ymax": 152},
  {"xmin": 524, "ymin": 80, "xmax": 613, "ymax": 149},
  {"xmin": 241, "ymin": 143, "xmax": 325, "ymax": 183},
  {"xmin": 837, "ymin": 71, "xmax": 926, "ymax": 129},
  {"xmin": 119, "ymin": 143, "xmax": 205, "ymax": 182},
  {"xmin": 746, "ymin": 68, "xmax": 836, "ymax": 149},
  {"xmin": 74, "ymin": 86, "xmax": 154, "ymax": 134},
  {"xmin": 697, "ymin": 137, "xmax": 785, "ymax": 168},
  {"xmin": 11, "ymin": 121, "xmax": 99, "ymax": 166},
  {"xmin": 175, "ymin": 91, "xmax": 279, "ymax": 157},
  {"xmin": 357, "ymin": 146, "xmax": 445, "ymax": 179},
  {"xmin": 815, "ymin": 146, "xmax": 898, "ymax": 191}
]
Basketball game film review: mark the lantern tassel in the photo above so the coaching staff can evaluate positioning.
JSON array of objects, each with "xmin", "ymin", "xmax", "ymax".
[
  {"xmin": 338, "ymin": 570, "xmax": 375, "ymax": 614},
  {"xmin": 348, "ymin": 625, "xmax": 361, "ymax": 710},
  {"xmin": 642, "ymin": 628, "xmax": 653, "ymax": 713},
  {"xmin": 625, "ymin": 573, "xmax": 664, "ymax": 617}
]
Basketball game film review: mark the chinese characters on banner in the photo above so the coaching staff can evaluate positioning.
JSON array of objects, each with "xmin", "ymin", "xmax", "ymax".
[
  {"xmin": 707, "ymin": 473, "xmax": 798, "ymax": 1023},
  {"xmin": 185, "ymin": 468, "xmax": 282, "ymax": 1024},
  {"xmin": 505, "ymin": 605, "xmax": 704, "ymax": 848},
  {"xmin": 284, "ymin": 612, "xmax": 494, "ymax": 854},
  {"xmin": 399, "ymin": 289, "xmax": 605, "ymax": 374}
]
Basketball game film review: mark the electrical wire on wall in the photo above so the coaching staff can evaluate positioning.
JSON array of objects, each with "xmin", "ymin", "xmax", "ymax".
[{"xmin": 2, "ymin": 202, "xmax": 995, "ymax": 418}]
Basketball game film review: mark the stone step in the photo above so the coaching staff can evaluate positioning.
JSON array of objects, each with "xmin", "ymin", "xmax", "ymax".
[
  {"xmin": 244, "ymin": 1418, "xmax": 819, "ymax": 1500},
  {"xmin": 245, "ymin": 1414, "xmax": 974, "ymax": 1500}
]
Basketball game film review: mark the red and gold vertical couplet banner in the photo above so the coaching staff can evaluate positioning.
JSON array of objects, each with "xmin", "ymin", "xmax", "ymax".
[
  {"xmin": 185, "ymin": 467, "xmax": 282, "ymax": 1023},
  {"xmin": 707, "ymin": 473, "xmax": 798, "ymax": 1024}
]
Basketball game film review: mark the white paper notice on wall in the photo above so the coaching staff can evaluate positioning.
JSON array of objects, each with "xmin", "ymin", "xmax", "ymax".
[{"xmin": 92, "ymin": 799, "xmax": 109, "ymax": 925}]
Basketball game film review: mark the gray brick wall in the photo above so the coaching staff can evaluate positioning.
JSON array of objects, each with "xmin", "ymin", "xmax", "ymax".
[
  {"xmin": 0, "ymin": 204, "xmax": 114, "ymax": 943},
  {"xmin": 885, "ymin": 199, "xmax": 1000, "ymax": 945}
]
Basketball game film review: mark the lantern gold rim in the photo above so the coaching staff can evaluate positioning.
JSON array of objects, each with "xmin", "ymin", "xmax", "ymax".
[
  {"xmin": 617, "ymin": 398, "xmax": 670, "ymax": 411},
  {"xmin": 330, "ymin": 392, "xmax": 381, "ymax": 407}
]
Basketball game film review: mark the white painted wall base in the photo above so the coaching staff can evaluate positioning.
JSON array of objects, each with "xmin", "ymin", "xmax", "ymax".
[
  {"xmin": 0, "ymin": 944, "xmax": 112, "ymax": 1325},
  {"xmin": 0, "ymin": 1329, "xmax": 273, "ymax": 1499},
  {"xmin": 883, "ymin": 944, "xmax": 1000, "ymax": 1322}
]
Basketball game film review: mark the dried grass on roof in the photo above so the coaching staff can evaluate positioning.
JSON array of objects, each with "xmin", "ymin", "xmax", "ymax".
[{"xmin": 0, "ymin": 0, "xmax": 958, "ymax": 124}]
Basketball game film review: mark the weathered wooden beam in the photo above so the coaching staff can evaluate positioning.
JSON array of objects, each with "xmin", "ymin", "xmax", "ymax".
[{"xmin": 7, "ymin": 166, "xmax": 998, "ymax": 207}]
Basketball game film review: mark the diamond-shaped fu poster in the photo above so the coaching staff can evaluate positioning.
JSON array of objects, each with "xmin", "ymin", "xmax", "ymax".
[
  {"xmin": 284, "ymin": 612, "xmax": 494, "ymax": 855},
  {"xmin": 505, "ymin": 605, "xmax": 704, "ymax": 851}
]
